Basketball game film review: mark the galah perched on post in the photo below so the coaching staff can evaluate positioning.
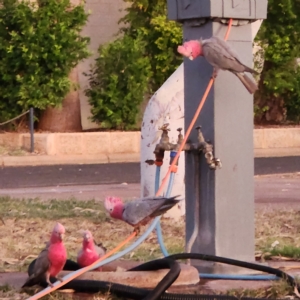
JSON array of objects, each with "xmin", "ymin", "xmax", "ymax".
[
  {"xmin": 77, "ymin": 230, "xmax": 106, "ymax": 271},
  {"xmin": 177, "ymin": 36, "xmax": 259, "ymax": 94},
  {"xmin": 22, "ymin": 222, "xmax": 67, "ymax": 288},
  {"xmin": 104, "ymin": 195, "xmax": 182, "ymax": 234}
]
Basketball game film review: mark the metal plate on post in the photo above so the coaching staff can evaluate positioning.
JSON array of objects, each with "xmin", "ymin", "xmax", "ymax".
[
  {"xmin": 168, "ymin": 0, "xmax": 268, "ymax": 21},
  {"xmin": 177, "ymin": 0, "xmax": 211, "ymax": 21},
  {"xmin": 223, "ymin": 0, "xmax": 254, "ymax": 18}
]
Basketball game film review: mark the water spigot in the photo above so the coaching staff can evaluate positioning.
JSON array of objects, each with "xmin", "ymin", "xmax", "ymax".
[
  {"xmin": 195, "ymin": 125, "xmax": 205, "ymax": 143},
  {"xmin": 158, "ymin": 123, "xmax": 170, "ymax": 145},
  {"xmin": 177, "ymin": 127, "xmax": 183, "ymax": 144}
]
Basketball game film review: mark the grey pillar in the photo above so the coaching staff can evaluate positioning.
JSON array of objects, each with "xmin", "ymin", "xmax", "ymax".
[{"xmin": 167, "ymin": 0, "xmax": 268, "ymax": 272}]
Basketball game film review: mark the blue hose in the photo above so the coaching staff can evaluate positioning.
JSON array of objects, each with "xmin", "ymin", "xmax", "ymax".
[
  {"xmin": 154, "ymin": 165, "xmax": 174, "ymax": 257},
  {"xmin": 200, "ymin": 274, "xmax": 279, "ymax": 280},
  {"xmin": 154, "ymin": 165, "xmax": 279, "ymax": 281},
  {"xmin": 55, "ymin": 163, "xmax": 279, "ymax": 284}
]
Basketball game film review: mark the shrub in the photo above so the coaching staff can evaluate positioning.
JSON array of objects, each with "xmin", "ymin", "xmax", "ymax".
[
  {"xmin": 0, "ymin": 0, "xmax": 90, "ymax": 123},
  {"xmin": 86, "ymin": 0, "xmax": 182, "ymax": 130},
  {"xmin": 254, "ymin": 0, "xmax": 300, "ymax": 123}
]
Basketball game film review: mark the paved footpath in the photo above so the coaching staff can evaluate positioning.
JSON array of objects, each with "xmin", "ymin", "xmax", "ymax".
[
  {"xmin": 0, "ymin": 173, "xmax": 299, "ymax": 208},
  {"xmin": 1, "ymin": 156, "xmax": 300, "ymax": 189}
]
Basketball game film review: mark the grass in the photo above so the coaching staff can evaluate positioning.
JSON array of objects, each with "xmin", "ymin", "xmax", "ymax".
[
  {"xmin": 255, "ymin": 209, "xmax": 300, "ymax": 260},
  {"xmin": 1, "ymin": 196, "xmax": 300, "ymax": 299},
  {"xmin": 225, "ymin": 279, "xmax": 294, "ymax": 299},
  {"xmin": 0, "ymin": 196, "xmax": 185, "ymax": 274},
  {"xmin": 0, "ymin": 145, "xmax": 28, "ymax": 156}
]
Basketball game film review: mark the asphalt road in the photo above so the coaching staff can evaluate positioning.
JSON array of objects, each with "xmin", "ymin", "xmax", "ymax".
[{"xmin": 0, "ymin": 156, "xmax": 299, "ymax": 189}]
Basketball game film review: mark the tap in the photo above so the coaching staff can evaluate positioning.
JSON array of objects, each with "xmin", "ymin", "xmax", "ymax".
[
  {"xmin": 158, "ymin": 123, "xmax": 170, "ymax": 145},
  {"xmin": 194, "ymin": 126, "xmax": 222, "ymax": 170}
]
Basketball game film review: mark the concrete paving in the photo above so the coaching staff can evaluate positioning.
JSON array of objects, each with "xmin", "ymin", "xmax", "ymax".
[
  {"xmin": 1, "ymin": 156, "xmax": 300, "ymax": 189},
  {"xmin": 1, "ymin": 174, "xmax": 300, "ymax": 205}
]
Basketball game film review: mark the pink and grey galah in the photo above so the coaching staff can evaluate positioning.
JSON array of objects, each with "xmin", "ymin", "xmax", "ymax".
[
  {"xmin": 104, "ymin": 195, "xmax": 182, "ymax": 233},
  {"xmin": 77, "ymin": 230, "xmax": 106, "ymax": 271},
  {"xmin": 22, "ymin": 222, "xmax": 67, "ymax": 288},
  {"xmin": 177, "ymin": 36, "xmax": 258, "ymax": 94}
]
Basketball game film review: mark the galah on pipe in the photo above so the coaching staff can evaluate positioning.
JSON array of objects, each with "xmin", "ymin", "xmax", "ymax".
[
  {"xmin": 104, "ymin": 195, "xmax": 182, "ymax": 234},
  {"xmin": 22, "ymin": 222, "xmax": 67, "ymax": 288},
  {"xmin": 77, "ymin": 230, "xmax": 106, "ymax": 271},
  {"xmin": 177, "ymin": 36, "xmax": 259, "ymax": 94}
]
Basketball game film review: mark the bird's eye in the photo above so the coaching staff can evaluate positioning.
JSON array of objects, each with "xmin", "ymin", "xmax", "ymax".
[{"xmin": 109, "ymin": 208, "xmax": 113, "ymax": 212}]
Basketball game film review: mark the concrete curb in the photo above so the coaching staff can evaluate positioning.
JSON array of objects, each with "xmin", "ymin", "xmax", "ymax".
[
  {"xmin": 0, "ymin": 128, "xmax": 300, "ymax": 166},
  {"xmin": 0, "ymin": 153, "xmax": 140, "ymax": 167}
]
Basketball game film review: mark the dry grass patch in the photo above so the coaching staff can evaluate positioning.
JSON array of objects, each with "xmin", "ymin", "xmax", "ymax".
[
  {"xmin": 2, "ymin": 197, "xmax": 300, "ymax": 299},
  {"xmin": 255, "ymin": 208, "xmax": 300, "ymax": 259},
  {"xmin": 225, "ymin": 279, "xmax": 294, "ymax": 299},
  {"xmin": 0, "ymin": 145, "xmax": 28, "ymax": 156},
  {"xmin": 0, "ymin": 196, "xmax": 185, "ymax": 273}
]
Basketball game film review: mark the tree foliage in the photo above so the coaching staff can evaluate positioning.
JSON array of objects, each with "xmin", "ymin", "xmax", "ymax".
[
  {"xmin": 0, "ymin": 0, "xmax": 90, "ymax": 124},
  {"xmin": 86, "ymin": 0, "xmax": 182, "ymax": 130},
  {"xmin": 255, "ymin": 0, "xmax": 300, "ymax": 123},
  {"xmin": 86, "ymin": 34, "xmax": 151, "ymax": 130}
]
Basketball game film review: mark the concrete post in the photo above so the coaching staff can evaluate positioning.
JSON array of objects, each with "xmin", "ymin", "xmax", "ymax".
[
  {"xmin": 167, "ymin": 0, "xmax": 268, "ymax": 271},
  {"xmin": 140, "ymin": 64, "xmax": 185, "ymax": 219}
]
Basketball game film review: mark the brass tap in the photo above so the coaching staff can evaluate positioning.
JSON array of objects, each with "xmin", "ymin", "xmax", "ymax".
[
  {"xmin": 177, "ymin": 127, "xmax": 183, "ymax": 145},
  {"xmin": 158, "ymin": 123, "xmax": 170, "ymax": 145}
]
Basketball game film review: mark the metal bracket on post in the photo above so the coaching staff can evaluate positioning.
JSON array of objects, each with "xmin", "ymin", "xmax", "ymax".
[{"xmin": 167, "ymin": 0, "xmax": 268, "ymax": 270}]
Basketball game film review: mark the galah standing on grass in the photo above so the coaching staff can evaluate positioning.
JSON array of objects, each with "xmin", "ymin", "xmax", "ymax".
[
  {"xmin": 22, "ymin": 222, "xmax": 67, "ymax": 288},
  {"xmin": 77, "ymin": 230, "xmax": 106, "ymax": 271},
  {"xmin": 177, "ymin": 36, "xmax": 259, "ymax": 94},
  {"xmin": 104, "ymin": 195, "xmax": 182, "ymax": 234}
]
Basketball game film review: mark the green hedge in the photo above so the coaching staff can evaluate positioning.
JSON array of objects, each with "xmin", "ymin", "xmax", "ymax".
[
  {"xmin": 0, "ymin": 0, "xmax": 90, "ymax": 124},
  {"xmin": 86, "ymin": 0, "xmax": 182, "ymax": 130}
]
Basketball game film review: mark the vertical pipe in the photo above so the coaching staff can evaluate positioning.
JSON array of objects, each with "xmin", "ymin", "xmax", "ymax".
[{"xmin": 29, "ymin": 107, "xmax": 34, "ymax": 153}]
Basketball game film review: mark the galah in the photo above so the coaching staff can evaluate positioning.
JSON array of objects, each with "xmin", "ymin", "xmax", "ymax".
[
  {"xmin": 177, "ymin": 36, "xmax": 258, "ymax": 94},
  {"xmin": 22, "ymin": 222, "xmax": 67, "ymax": 288},
  {"xmin": 77, "ymin": 230, "xmax": 106, "ymax": 271},
  {"xmin": 104, "ymin": 195, "xmax": 182, "ymax": 233}
]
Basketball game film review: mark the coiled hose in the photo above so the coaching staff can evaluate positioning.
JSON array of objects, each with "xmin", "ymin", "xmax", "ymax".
[{"xmin": 26, "ymin": 252, "xmax": 298, "ymax": 300}]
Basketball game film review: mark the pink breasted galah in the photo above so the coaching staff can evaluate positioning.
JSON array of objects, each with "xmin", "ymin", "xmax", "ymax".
[
  {"xmin": 77, "ymin": 230, "xmax": 106, "ymax": 271},
  {"xmin": 177, "ymin": 36, "xmax": 259, "ymax": 94},
  {"xmin": 22, "ymin": 222, "xmax": 67, "ymax": 288},
  {"xmin": 104, "ymin": 195, "xmax": 182, "ymax": 233}
]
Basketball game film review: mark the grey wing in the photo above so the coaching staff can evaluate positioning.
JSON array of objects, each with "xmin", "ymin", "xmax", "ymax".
[
  {"xmin": 95, "ymin": 244, "xmax": 106, "ymax": 257},
  {"xmin": 122, "ymin": 199, "xmax": 167, "ymax": 225},
  {"xmin": 211, "ymin": 37, "xmax": 242, "ymax": 61},
  {"xmin": 202, "ymin": 37, "xmax": 248, "ymax": 73},
  {"xmin": 122, "ymin": 195, "xmax": 181, "ymax": 225},
  {"xmin": 93, "ymin": 240, "xmax": 107, "ymax": 256},
  {"xmin": 32, "ymin": 248, "xmax": 51, "ymax": 278},
  {"xmin": 77, "ymin": 248, "xmax": 83, "ymax": 260}
]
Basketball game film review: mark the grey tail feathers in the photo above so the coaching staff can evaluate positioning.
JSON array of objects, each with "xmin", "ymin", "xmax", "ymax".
[
  {"xmin": 242, "ymin": 64, "xmax": 259, "ymax": 75},
  {"xmin": 22, "ymin": 275, "xmax": 39, "ymax": 288},
  {"xmin": 235, "ymin": 73, "xmax": 258, "ymax": 94},
  {"xmin": 150, "ymin": 195, "xmax": 182, "ymax": 217}
]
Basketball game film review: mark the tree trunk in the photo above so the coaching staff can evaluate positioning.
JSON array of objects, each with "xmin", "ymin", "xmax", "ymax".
[
  {"xmin": 38, "ymin": 67, "xmax": 82, "ymax": 132},
  {"xmin": 254, "ymin": 61, "xmax": 286, "ymax": 124}
]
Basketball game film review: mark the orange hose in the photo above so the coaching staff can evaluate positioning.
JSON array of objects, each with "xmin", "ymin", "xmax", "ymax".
[
  {"xmin": 224, "ymin": 18, "xmax": 233, "ymax": 41},
  {"xmin": 27, "ymin": 232, "xmax": 137, "ymax": 300},
  {"xmin": 28, "ymin": 18, "xmax": 233, "ymax": 300}
]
